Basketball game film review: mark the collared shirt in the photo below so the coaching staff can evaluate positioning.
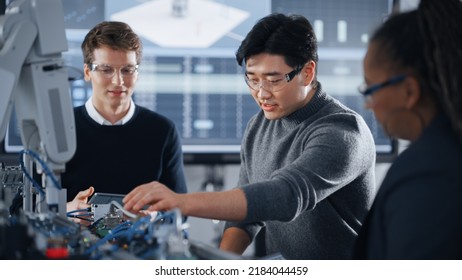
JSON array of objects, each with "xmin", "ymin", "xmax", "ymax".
[{"xmin": 85, "ymin": 96, "xmax": 136, "ymax": 125}]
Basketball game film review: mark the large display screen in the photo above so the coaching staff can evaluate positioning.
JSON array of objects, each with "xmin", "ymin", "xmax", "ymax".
[{"xmin": 3, "ymin": 0, "xmax": 397, "ymax": 163}]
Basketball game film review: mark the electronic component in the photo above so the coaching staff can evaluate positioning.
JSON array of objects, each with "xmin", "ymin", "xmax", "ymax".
[
  {"xmin": 1, "ymin": 163, "xmax": 23, "ymax": 208},
  {"xmin": 88, "ymin": 193, "xmax": 124, "ymax": 205}
]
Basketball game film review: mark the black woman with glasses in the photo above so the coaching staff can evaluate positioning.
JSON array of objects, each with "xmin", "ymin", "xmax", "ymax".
[
  {"xmin": 63, "ymin": 21, "xmax": 187, "ymax": 217},
  {"xmin": 355, "ymin": 0, "xmax": 462, "ymax": 259},
  {"xmin": 123, "ymin": 13, "xmax": 376, "ymax": 259}
]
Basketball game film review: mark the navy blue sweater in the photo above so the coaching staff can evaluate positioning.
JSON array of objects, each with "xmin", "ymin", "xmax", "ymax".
[{"xmin": 61, "ymin": 105, "xmax": 187, "ymax": 200}]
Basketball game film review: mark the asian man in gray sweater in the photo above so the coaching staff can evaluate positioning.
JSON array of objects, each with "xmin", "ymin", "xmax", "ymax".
[{"xmin": 123, "ymin": 13, "xmax": 376, "ymax": 260}]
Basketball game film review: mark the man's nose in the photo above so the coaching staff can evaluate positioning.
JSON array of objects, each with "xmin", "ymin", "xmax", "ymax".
[
  {"xmin": 112, "ymin": 70, "xmax": 124, "ymax": 85},
  {"xmin": 257, "ymin": 85, "xmax": 271, "ymax": 99}
]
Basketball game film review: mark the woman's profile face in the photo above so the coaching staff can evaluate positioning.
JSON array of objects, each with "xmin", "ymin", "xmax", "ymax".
[{"xmin": 362, "ymin": 42, "xmax": 409, "ymax": 138}]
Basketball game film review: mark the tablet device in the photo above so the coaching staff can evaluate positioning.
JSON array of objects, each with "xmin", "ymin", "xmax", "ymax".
[{"xmin": 88, "ymin": 192, "xmax": 125, "ymax": 205}]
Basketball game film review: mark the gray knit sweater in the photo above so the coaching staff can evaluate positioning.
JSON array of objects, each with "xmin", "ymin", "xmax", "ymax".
[{"xmin": 225, "ymin": 84, "xmax": 377, "ymax": 259}]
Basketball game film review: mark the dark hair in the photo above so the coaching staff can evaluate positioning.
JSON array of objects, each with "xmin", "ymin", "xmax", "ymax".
[
  {"xmin": 81, "ymin": 21, "xmax": 143, "ymax": 65},
  {"xmin": 370, "ymin": 0, "xmax": 462, "ymax": 143},
  {"xmin": 236, "ymin": 13, "xmax": 318, "ymax": 84}
]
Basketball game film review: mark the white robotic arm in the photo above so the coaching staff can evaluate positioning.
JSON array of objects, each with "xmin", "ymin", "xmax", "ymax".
[
  {"xmin": 0, "ymin": 0, "xmax": 76, "ymax": 215},
  {"xmin": 0, "ymin": 0, "xmax": 37, "ymax": 143}
]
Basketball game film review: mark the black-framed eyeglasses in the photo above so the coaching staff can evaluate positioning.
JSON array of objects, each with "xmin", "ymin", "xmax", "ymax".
[
  {"xmin": 244, "ymin": 67, "xmax": 302, "ymax": 92},
  {"xmin": 358, "ymin": 74, "xmax": 407, "ymax": 97},
  {"xmin": 88, "ymin": 63, "xmax": 139, "ymax": 79}
]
